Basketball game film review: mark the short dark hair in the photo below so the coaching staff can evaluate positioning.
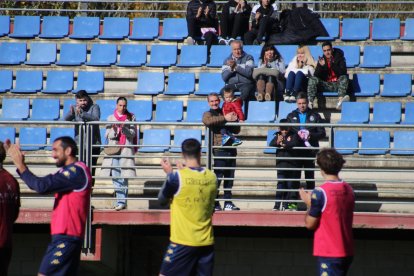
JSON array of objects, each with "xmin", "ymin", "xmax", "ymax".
[
  {"xmin": 0, "ymin": 141, "xmax": 5, "ymax": 163},
  {"xmin": 316, "ymin": 148, "xmax": 345, "ymax": 175},
  {"xmin": 54, "ymin": 136, "xmax": 78, "ymax": 157},
  {"xmin": 75, "ymin": 90, "xmax": 90, "ymax": 100},
  {"xmin": 207, "ymin": 92, "xmax": 220, "ymax": 101},
  {"xmin": 322, "ymin": 41, "xmax": 333, "ymax": 49},
  {"xmin": 223, "ymin": 88, "xmax": 234, "ymax": 96},
  {"xmin": 279, "ymin": 118, "xmax": 290, "ymax": 131},
  {"xmin": 181, "ymin": 138, "xmax": 201, "ymax": 159},
  {"xmin": 296, "ymin": 92, "xmax": 308, "ymax": 101}
]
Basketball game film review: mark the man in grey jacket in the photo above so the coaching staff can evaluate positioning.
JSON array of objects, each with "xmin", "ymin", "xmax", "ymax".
[{"xmin": 221, "ymin": 40, "xmax": 255, "ymax": 116}]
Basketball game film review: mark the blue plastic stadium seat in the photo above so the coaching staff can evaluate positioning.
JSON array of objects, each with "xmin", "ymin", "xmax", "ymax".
[
  {"xmin": 370, "ymin": 102, "xmax": 401, "ymax": 124},
  {"xmin": 127, "ymin": 100, "xmax": 153, "ymax": 122},
  {"xmin": 56, "ymin": 43, "xmax": 87, "ymax": 66},
  {"xmin": 86, "ymin": 44, "xmax": 117, "ymax": 66},
  {"xmin": 402, "ymin": 18, "xmax": 414, "ymax": 40},
  {"xmin": 19, "ymin": 127, "xmax": 47, "ymax": 151},
  {"xmin": 138, "ymin": 129, "xmax": 170, "ymax": 152},
  {"xmin": 275, "ymin": 45, "xmax": 297, "ymax": 66},
  {"xmin": 134, "ymin": 72, "xmax": 164, "ymax": 95},
  {"xmin": 117, "ymin": 44, "xmax": 147, "ymax": 67},
  {"xmin": 155, "ymin": 101, "xmax": 183, "ymax": 122},
  {"xmin": 360, "ymin": 46, "xmax": 391, "ymax": 68},
  {"xmin": 207, "ymin": 45, "xmax": 231, "ymax": 67},
  {"xmin": 316, "ymin": 18, "xmax": 340, "ymax": 41},
  {"xmin": 177, "ymin": 45, "xmax": 207, "ymax": 67},
  {"xmin": 352, "ymin": 74, "xmax": 380, "ymax": 97},
  {"xmin": 69, "ymin": 17, "xmax": 100, "ymax": 39},
  {"xmin": 185, "ymin": 101, "xmax": 210, "ymax": 122},
  {"xmin": 159, "ymin": 18, "xmax": 188, "ymax": 41},
  {"xmin": 39, "ymin": 16, "xmax": 69, "ymax": 38},
  {"xmin": 309, "ymin": 45, "xmax": 323, "ymax": 61},
  {"xmin": 334, "ymin": 130, "xmax": 359, "ymax": 155},
  {"xmin": 129, "ymin": 18, "xmax": 159, "ymax": 40},
  {"xmin": 0, "ymin": 98, "xmax": 29, "ymax": 121},
  {"xmin": 29, "ymin": 99, "xmax": 60, "ymax": 121},
  {"xmin": 170, "ymin": 129, "xmax": 202, "ymax": 153},
  {"xmin": 11, "ymin": 70, "xmax": 43, "ymax": 93},
  {"xmin": 96, "ymin": 99, "xmax": 115, "ymax": 121},
  {"xmin": 74, "ymin": 71, "xmax": 104, "ymax": 94},
  {"xmin": 341, "ymin": 18, "xmax": 370, "ymax": 41},
  {"xmin": 338, "ymin": 102, "xmax": 370, "ymax": 124},
  {"xmin": 335, "ymin": 45, "xmax": 360, "ymax": 68},
  {"xmin": 0, "ymin": 127, "xmax": 15, "ymax": 143},
  {"xmin": 0, "ymin": 15, "xmax": 10, "ymax": 37},
  {"xmin": 99, "ymin": 17, "xmax": 130, "ymax": 40},
  {"xmin": 195, "ymin": 73, "xmax": 225, "ymax": 95},
  {"xmin": 62, "ymin": 99, "xmax": 76, "ymax": 119},
  {"xmin": 147, "ymin": 45, "xmax": 177, "ymax": 67},
  {"xmin": 49, "ymin": 128, "xmax": 75, "ymax": 150},
  {"xmin": 381, "ymin": 74, "xmax": 412, "ymax": 97},
  {"xmin": 402, "ymin": 102, "xmax": 414, "ymax": 125},
  {"xmin": 277, "ymin": 102, "xmax": 296, "ymax": 122},
  {"xmin": 391, "ymin": 131, "xmax": 414, "ymax": 155},
  {"xmin": 165, "ymin": 73, "xmax": 195, "ymax": 95},
  {"xmin": 359, "ymin": 131, "xmax": 390, "ymax": 155},
  {"xmin": 264, "ymin": 130, "xmax": 278, "ymax": 154},
  {"xmin": 9, "ymin": 16, "xmax": 40, "ymax": 38},
  {"xmin": 0, "ymin": 70, "xmax": 13, "ymax": 93},
  {"xmin": 246, "ymin": 102, "xmax": 275, "ymax": 122},
  {"xmin": 42, "ymin": 71, "xmax": 74, "ymax": 94},
  {"xmin": 372, "ymin": 18, "xmax": 400, "ymax": 40},
  {"xmin": 0, "ymin": 42, "xmax": 27, "ymax": 65},
  {"xmin": 243, "ymin": 45, "xmax": 261, "ymax": 66},
  {"xmin": 26, "ymin": 43, "xmax": 56, "ymax": 65}
]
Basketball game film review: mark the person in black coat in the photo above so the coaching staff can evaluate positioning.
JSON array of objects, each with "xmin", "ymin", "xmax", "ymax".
[{"xmin": 219, "ymin": 0, "xmax": 251, "ymax": 45}]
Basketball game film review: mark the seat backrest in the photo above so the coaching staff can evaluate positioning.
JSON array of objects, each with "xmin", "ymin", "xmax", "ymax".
[
  {"xmin": 372, "ymin": 18, "xmax": 400, "ymax": 40},
  {"xmin": 277, "ymin": 102, "xmax": 296, "ymax": 122},
  {"xmin": 159, "ymin": 18, "xmax": 188, "ymax": 40},
  {"xmin": 371, "ymin": 102, "xmax": 401, "ymax": 124},
  {"xmin": 0, "ymin": 42, "xmax": 27, "ymax": 65},
  {"xmin": 335, "ymin": 45, "xmax": 360, "ymax": 68},
  {"xmin": 338, "ymin": 102, "xmax": 370, "ymax": 124},
  {"xmin": 243, "ymin": 45, "xmax": 261, "ymax": 66},
  {"xmin": 391, "ymin": 131, "xmax": 414, "ymax": 155},
  {"xmin": 381, "ymin": 74, "xmax": 412, "ymax": 97},
  {"xmin": 185, "ymin": 101, "xmax": 210, "ymax": 122},
  {"xmin": 177, "ymin": 45, "xmax": 207, "ymax": 67},
  {"xmin": 0, "ymin": 70, "xmax": 13, "ymax": 92},
  {"xmin": 195, "ymin": 73, "xmax": 224, "ymax": 95},
  {"xmin": 9, "ymin": 15, "xmax": 40, "ymax": 38},
  {"xmin": 40, "ymin": 16, "xmax": 69, "ymax": 38},
  {"xmin": 165, "ymin": 73, "xmax": 195, "ymax": 95},
  {"xmin": 341, "ymin": 18, "xmax": 370, "ymax": 40},
  {"xmin": 352, "ymin": 73, "xmax": 380, "ymax": 97},
  {"xmin": 317, "ymin": 18, "xmax": 340, "ymax": 40},
  {"xmin": 75, "ymin": 71, "xmax": 104, "ymax": 94},
  {"xmin": 0, "ymin": 15, "xmax": 10, "ymax": 36},
  {"xmin": 70, "ymin": 16, "xmax": 100, "ymax": 39},
  {"xmin": 57, "ymin": 43, "xmax": 87, "ymax": 65},
  {"xmin": 12, "ymin": 70, "xmax": 43, "ymax": 93},
  {"xmin": 148, "ymin": 45, "xmax": 177, "ymax": 67},
  {"xmin": 127, "ymin": 100, "xmax": 153, "ymax": 121},
  {"xmin": 62, "ymin": 99, "xmax": 76, "ymax": 119},
  {"xmin": 49, "ymin": 128, "xmax": 75, "ymax": 150},
  {"xmin": 359, "ymin": 131, "xmax": 390, "ymax": 155},
  {"xmin": 118, "ymin": 44, "xmax": 147, "ymax": 67},
  {"xmin": 27, "ymin": 43, "xmax": 56, "ymax": 65},
  {"xmin": 1, "ymin": 98, "xmax": 30, "ymax": 120},
  {"xmin": 42, "ymin": 70, "xmax": 74, "ymax": 93},
  {"xmin": 361, "ymin": 46, "xmax": 391, "ymax": 68},
  {"xmin": 263, "ymin": 129, "xmax": 278, "ymax": 154},
  {"xmin": 403, "ymin": 102, "xmax": 414, "ymax": 124},
  {"xmin": 19, "ymin": 127, "xmax": 47, "ymax": 151},
  {"xmin": 275, "ymin": 45, "xmax": 298, "ymax": 65},
  {"xmin": 403, "ymin": 18, "xmax": 414, "ymax": 39},
  {"xmin": 155, "ymin": 101, "xmax": 183, "ymax": 122},
  {"xmin": 309, "ymin": 45, "xmax": 323, "ymax": 61},
  {"xmin": 96, "ymin": 99, "xmax": 115, "ymax": 121},
  {"xmin": 31, "ymin": 99, "xmax": 60, "ymax": 120},
  {"xmin": 87, "ymin": 44, "xmax": 117, "ymax": 66},
  {"xmin": 135, "ymin": 72, "xmax": 165, "ymax": 95},
  {"xmin": 207, "ymin": 45, "xmax": 231, "ymax": 67},
  {"xmin": 130, "ymin": 18, "xmax": 159, "ymax": 40},
  {"xmin": 246, "ymin": 102, "xmax": 275, "ymax": 122},
  {"xmin": 138, "ymin": 129, "xmax": 170, "ymax": 152},
  {"xmin": 170, "ymin": 129, "xmax": 202, "ymax": 152},
  {"xmin": 99, "ymin": 17, "xmax": 130, "ymax": 39},
  {"xmin": 334, "ymin": 130, "xmax": 359, "ymax": 155},
  {"xmin": 0, "ymin": 127, "xmax": 15, "ymax": 143}
]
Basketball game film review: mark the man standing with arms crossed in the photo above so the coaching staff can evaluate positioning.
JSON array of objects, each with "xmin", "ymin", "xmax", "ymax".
[
  {"xmin": 4, "ymin": 136, "xmax": 92, "ymax": 276},
  {"xmin": 158, "ymin": 139, "xmax": 217, "ymax": 276}
]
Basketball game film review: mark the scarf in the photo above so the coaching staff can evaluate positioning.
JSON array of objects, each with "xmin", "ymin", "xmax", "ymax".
[{"xmin": 113, "ymin": 110, "xmax": 138, "ymax": 152}]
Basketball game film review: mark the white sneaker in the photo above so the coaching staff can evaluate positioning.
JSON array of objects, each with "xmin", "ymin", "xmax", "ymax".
[
  {"xmin": 283, "ymin": 95, "xmax": 290, "ymax": 102},
  {"xmin": 114, "ymin": 204, "xmax": 126, "ymax": 211},
  {"xmin": 218, "ymin": 38, "xmax": 227, "ymax": 45},
  {"xmin": 336, "ymin": 95, "xmax": 350, "ymax": 110},
  {"xmin": 228, "ymin": 38, "xmax": 235, "ymax": 45},
  {"xmin": 289, "ymin": 96, "xmax": 296, "ymax": 102},
  {"xmin": 184, "ymin": 36, "xmax": 195, "ymax": 45},
  {"xmin": 308, "ymin": 101, "xmax": 313, "ymax": 109}
]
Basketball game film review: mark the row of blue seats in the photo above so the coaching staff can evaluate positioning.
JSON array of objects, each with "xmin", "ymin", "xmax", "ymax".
[
  {"xmin": 3, "ymin": 70, "xmax": 410, "ymax": 96},
  {"xmin": 265, "ymin": 130, "xmax": 414, "ymax": 155},
  {"xmin": 1, "ymin": 16, "xmax": 414, "ymax": 41},
  {"xmin": 0, "ymin": 42, "xmax": 391, "ymax": 68}
]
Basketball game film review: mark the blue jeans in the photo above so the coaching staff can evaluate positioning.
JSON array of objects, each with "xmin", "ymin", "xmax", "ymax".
[
  {"xmin": 317, "ymin": 256, "xmax": 353, "ymax": 276},
  {"xmin": 213, "ymin": 149, "xmax": 236, "ymax": 204},
  {"xmin": 286, "ymin": 71, "xmax": 307, "ymax": 95},
  {"xmin": 112, "ymin": 158, "xmax": 128, "ymax": 206}
]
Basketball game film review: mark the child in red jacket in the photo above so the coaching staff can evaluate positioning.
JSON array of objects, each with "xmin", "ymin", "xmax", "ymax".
[{"xmin": 221, "ymin": 88, "xmax": 243, "ymax": 146}]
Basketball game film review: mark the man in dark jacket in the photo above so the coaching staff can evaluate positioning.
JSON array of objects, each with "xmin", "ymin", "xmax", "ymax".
[
  {"xmin": 286, "ymin": 92, "xmax": 326, "ymax": 190},
  {"xmin": 307, "ymin": 41, "xmax": 350, "ymax": 110}
]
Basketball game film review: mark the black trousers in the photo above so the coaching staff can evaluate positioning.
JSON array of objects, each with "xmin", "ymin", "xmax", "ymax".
[
  {"xmin": 244, "ymin": 16, "xmax": 276, "ymax": 45},
  {"xmin": 213, "ymin": 149, "xmax": 236, "ymax": 203},
  {"xmin": 186, "ymin": 16, "xmax": 218, "ymax": 53},
  {"xmin": 220, "ymin": 12, "xmax": 249, "ymax": 39}
]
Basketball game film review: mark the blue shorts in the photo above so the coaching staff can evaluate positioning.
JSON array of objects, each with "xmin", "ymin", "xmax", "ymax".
[
  {"xmin": 317, "ymin": 256, "xmax": 353, "ymax": 276},
  {"xmin": 160, "ymin": 242, "xmax": 214, "ymax": 276},
  {"xmin": 39, "ymin": 234, "xmax": 83, "ymax": 276}
]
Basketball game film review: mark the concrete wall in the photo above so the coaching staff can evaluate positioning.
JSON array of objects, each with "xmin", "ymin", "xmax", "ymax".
[{"xmin": 9, "ymin": 225, "xmax": 414, "ymax": 276}]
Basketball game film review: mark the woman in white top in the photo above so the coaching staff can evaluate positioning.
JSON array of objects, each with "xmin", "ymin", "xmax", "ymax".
[{"xmin": 284, "ymin": 45, "xmax": 316, "ymax": 102}]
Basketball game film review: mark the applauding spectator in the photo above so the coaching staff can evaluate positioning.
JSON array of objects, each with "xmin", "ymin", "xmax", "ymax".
[
  {"xmin": 219, "ymin": 0, "xmax": 251, "ymax": 45},
  {"xmin": 244, "ymin": 0, "xmax": 279, "ymax": 45}
]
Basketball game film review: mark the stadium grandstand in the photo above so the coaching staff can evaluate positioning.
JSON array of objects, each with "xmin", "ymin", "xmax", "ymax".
[{"xmin": 1, "ymin": 0, "xmax": 414, "ymax": 274}]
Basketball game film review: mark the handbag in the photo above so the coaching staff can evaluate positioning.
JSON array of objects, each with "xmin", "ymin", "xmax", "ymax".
[{"xmin": 104, "ymin": 139, "xmax": 121, "ymax": 155}]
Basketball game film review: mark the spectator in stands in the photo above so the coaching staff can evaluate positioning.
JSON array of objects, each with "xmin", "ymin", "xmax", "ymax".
[
  {"xmin": 287, "ymin": 92, "xmax": 326, "ymax": 190},
  {"xmin": 221, "ymin": 40, "xmax": 255, "ymax": 116},
  {"xmin": 100, "ymin": 97, "xmax": 137, "ymax": 211},
  {"xmin": 219, "ymin": 0, "xmax": 251, "ymax": 45},
  {"xmin": 244, "ymin": 0, "xmax": 280, "ymax": 45},
  {"xmin": 284, "ymin": 45, "xmax": 316, "ymax": 102},
  {"xmin": 307, "ymin": 41, "xmax": 350, "ymax": 110},
  {"xmin": 0, "ymin": 141, "xmax": 20, "ymax": 276},
  {"xmin": 253, "ymin": 44, "xmax": 285, "ymax": 101},
  {"xmin": 300, "ymin": 148, "xmax": 354, "ymax": 275},
  {"xmin": 269, "ymin": 119, "xmax": 300, "ymax": 211},
  {"xmin": 185, "ymin": 0, "xmax": 219, "ymax": 53},
  {"xmin": 64, "ymin": 90, "xmax": 101, "ymax": 180},
  {"xmin": 221, "ymin": 88, "xmax": 243, "ymax": 146},
  {"xmin": 203, "ymin": 93, "xmax": 241, "ymax": 211}
]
